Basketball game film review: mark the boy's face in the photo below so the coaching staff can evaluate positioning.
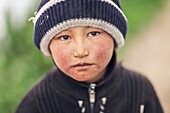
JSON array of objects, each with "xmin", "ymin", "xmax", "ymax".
[{"xmin": 50, "ymin": 26, "xmax": 114, "ymax": 83}]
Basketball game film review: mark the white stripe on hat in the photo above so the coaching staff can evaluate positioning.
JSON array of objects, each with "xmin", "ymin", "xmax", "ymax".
[
  {"xmin": 101, "ymin": 0, "xmax": 127, "ymax": 21},
  {"xmin": 34, "ymin": 0, "xmax": 65, "ymax": 25}
]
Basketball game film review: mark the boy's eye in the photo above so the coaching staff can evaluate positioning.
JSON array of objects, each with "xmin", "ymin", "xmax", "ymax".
[
  {"xmin": 58, "ymin": 35, "xmax": 71, "ymax": 41},
  {"xmin": 88, "ymin": 31, "xmax": 101, "ymax": 37}
]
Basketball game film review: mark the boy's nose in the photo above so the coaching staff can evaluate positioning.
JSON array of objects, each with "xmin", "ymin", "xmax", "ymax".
[{"xmin": 73, "ymin": 44, "xmax": 89, "ymax": 58}]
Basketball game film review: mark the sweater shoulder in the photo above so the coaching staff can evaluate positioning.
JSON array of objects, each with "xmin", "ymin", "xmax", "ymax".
[
  {"xmin": 116, "ymin": 63, "xmax": 150, "ymax": 83},
  {"xmin": 116, "ymin": 64, "xmax": 163, "ymax": 112},
  {"xmin": 117, "ymin": 63, "xmax": 159, "ymax": 103},
  {"xmin": 31, "ymin": 67, "xmax": 58, "ymax": 96},
  {"xmin": 15, "ymin": 67, "xmax": 58, "ymax": 113}
]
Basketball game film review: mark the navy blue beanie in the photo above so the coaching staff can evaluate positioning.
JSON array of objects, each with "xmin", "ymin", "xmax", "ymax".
[{"xmin": 33, "ymin": 0, "xmax": 128, "ymax": 56}]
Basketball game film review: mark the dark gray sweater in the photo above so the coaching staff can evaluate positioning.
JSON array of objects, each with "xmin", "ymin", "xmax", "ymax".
[{"xmin": 15, "ymin": 62, "xmax": 163, "ymax": 113}]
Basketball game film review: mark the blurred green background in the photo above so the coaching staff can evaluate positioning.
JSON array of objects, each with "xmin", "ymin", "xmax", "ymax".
[{"xmin": 0, "ymin": 0, "xmax": 165, "ymax": 113}]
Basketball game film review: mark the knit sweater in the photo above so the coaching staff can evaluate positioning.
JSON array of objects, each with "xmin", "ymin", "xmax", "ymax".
[{"xmin": 15, "ymin": 62, "xmax": 163, "ymax": 113}]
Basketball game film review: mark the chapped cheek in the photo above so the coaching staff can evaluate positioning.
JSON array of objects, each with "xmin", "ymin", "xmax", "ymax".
[
  {"xmin": 95, "ymin": 43, "xmax": 109, "ymax": 58},
  {"xmin": 96, "ymin": 49, "xmax": 105, "ymax": 58},
  {"xmin": 97, "ymin": 45, "xmax": 113, "ymax": 63},
  {"xmin": 55, "ymin": 52, "xmax": 69, "ymax": 68},
  {"xmin": 60, "ymin": 55, "xmax": 68, "ymax": 65}
]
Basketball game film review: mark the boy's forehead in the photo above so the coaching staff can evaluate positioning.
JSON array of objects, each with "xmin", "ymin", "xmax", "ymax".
[
  {"xmin": 60, "ymin": 26, "xmax": 104, "ymax": 32},
  {"xmin": 55, "ymin": 26, "xmax": 106, "ymax": 36}
]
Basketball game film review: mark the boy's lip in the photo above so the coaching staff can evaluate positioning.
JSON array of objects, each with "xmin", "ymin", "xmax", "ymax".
[{"xmin": 71, "ymin": 63, "xmax": 94, "ymax": 69}]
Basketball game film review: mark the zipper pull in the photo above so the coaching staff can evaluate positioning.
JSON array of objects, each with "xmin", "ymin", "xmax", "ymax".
[
  {"xmin": 89, "ymin": 84, "xmax": 96, "ymax": 113},
  {"xmin": 89, "ymin": 84, "xmax": 96, "ymax": 103}
]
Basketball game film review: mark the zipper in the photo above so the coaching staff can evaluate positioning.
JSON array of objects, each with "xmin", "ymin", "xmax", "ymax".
[{"xmin": 89, "ymin": 83, "xmax": 96, "ymax": 113}]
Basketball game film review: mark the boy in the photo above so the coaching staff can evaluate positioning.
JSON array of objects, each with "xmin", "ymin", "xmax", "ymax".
[{"xmin": 15, "ymin": 0, "xmax": 164, "ymax": 113}]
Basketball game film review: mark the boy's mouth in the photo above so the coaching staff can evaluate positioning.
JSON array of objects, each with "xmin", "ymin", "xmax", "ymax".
[{"xmin": 71, "ymin": 63, "xmax": 94, "ymax": 70}]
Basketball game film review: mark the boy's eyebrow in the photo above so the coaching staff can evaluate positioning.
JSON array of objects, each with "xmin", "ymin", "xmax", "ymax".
[
  {"xmin": 57, "ymin": 29, "xmax": 72, "ymax": 35},
  {"xmin": 53, "ymin": 30, "xmax": 69, "ymax": 39},
  {"xmin": 85, "ymin": 26, "xmax": 103, "ymax": 31}
]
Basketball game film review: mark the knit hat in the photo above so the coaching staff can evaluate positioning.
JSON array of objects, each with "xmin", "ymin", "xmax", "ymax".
[{"xmin": 33, "ymin": 0, "xmax": 128, "ymax": 56}]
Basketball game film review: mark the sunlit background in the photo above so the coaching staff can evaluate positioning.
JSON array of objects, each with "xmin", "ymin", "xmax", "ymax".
[{"xmin": 0, "ymin": 0, "xmax": 169, "ymax": 113}]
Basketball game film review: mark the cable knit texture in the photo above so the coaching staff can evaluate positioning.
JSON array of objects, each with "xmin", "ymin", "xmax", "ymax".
[{"xmin": 15, "ymin": 63, "xmax": 163, "ymax": 113}]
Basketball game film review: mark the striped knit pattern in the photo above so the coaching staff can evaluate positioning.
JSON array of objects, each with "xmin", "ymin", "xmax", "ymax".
[
  {"xmin": 33, "ymin": 0, "xmax": 128, "ymax": 56},
  {"xmin": 15, "ymin": 63, "xmax": 164, "ymax": 113},
  {"xmin": 122, "ymin": 69, "xmax": 145, "ymax": 112}
]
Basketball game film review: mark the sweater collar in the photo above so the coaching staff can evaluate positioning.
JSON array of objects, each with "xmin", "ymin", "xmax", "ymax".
[
  {"xmin": 53, "ymin": 51, "xmax": 118, "ymax": 87},
  {"xmin": 51, "ymin": 51, "xmax": 122, "ymax": 99}
]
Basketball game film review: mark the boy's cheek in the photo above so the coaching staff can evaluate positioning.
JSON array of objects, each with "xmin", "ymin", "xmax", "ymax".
[
  {"xmin": 52, "ymin": 50, "xmax": 70, "ymax": 68},
  {"xmin": 94, "ymin": 43, "xmax": 113, "ymax": 58}
]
